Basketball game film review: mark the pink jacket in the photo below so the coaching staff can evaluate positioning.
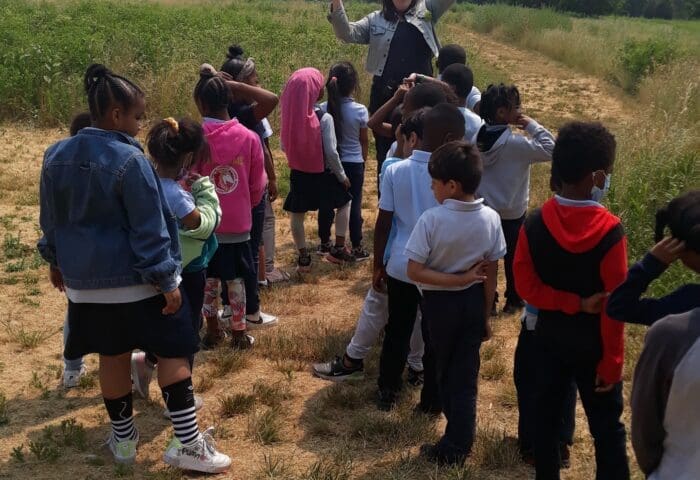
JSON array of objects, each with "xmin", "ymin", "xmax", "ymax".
[{"xmin": 195, "ymin": 119, "xmax": 266, "ymax": 235}]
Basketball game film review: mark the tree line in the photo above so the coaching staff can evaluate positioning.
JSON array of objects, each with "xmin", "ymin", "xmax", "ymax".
[{"xmin": 462, "ymin": 0, "xmax": 700, "ymax": 18}]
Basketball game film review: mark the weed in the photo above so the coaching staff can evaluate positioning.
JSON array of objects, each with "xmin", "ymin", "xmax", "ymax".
[
  {"xmin": 0, "ymin": 392, "xmax": 8, "ymax": 425},
  {"xmin": 496, "ymin": 382, "xmax": 518, "ymax": 409},
  {"xmin": 3, "ymin": 319, "xmax": 58, "ymax": 349},
  {"xmin": 5, "ymin": 258, "xmax": 26, "ymax": 273},
  {"xmin": 256, "ymin": 319, "xmax": 350, "ymax": 363},
  {"xmin": 319, "ymin": 383, "xmax": 367, "ymax": 410},
  {"xmin": 473, "ymin": 424, "xmax": 520, "ymax": 469},
  {"xmin": 145, "ymin": 467, "xmax": 184, "ymax": 480},
  {"xmin": 10, "ymin": 444, "xmax": 25, "ymax": 463},
  {"xmin": 617, "ymin": 37, "xmax": 678, "ymax": 92},
  {"xmin": 19, "ymin": 295, "xmax": 40, "ymax": 307},
  {"xmin": 195, "ymin": 374, "xmax": 214, "ymax": 393},
  {"xmin": 29, "ymin": 436, "xmax": 61, "ymax": 462},
  {"xmin": 211, "ymin": 347, "xmax": 249, "ymax": 378},
  {"xmin": 247, "ymin": 406, "xmax": 283, "ymax": 445},
  {"xmin": 0, "ymin": 276, "xmax": 19, "ymax": 285},
  {"xmin": 480, "ymin": 342, "xmax": 498, "ymax": 362},
  {"xmin": 85, "ymin": 455, "xmax": 105, "ymax": 466},
  {"xmin": 78, "ymin": 372, "xmax": 97, "ymax": 390},
  {"xmin": 303, "ymin": 457, "xmax": 353, "ymax": 480},
  {"xmin": 114, "ymin": 463, "xmax": 134, "ymax": 477},
  {"xmin": 256, "ymin": 453, "xmax": 293, "ymax": 480},
  {"xmin": 2, "ymin": 233, "xmax": 32, "ymax": 260},
  {"xmin": 219, "ymin": 393, "xmax": 256, "ymax": 417},
  {"xmin": 30, "ymin": 371, "xmax": 45, "ymax": 390},
  {"xmin": 480, "ymin": 356, "xmax": 507, "ymax": 381},
  {"xmin": 252, "ymin": 379, "xmax": 292, "ymax": 407},
  {"xmin": 59, "ymin": 418, "xmax": 87, "ymax": 450}
]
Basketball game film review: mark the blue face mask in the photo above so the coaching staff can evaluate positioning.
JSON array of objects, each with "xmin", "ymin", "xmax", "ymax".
[{"xmin": 591, "ymin": 173, "xmax": 611, "ymax": 203}]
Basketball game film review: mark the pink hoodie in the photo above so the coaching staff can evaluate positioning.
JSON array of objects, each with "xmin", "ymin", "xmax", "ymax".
[
  {"xmin": 280, "ymin": 67, "xmax": 325, "ymax": 173},
  {"xmin": 195, "ymin": 119, "xmax": 266, "ymax": 235}
]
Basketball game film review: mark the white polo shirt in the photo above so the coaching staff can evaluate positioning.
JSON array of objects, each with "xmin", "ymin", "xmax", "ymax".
[
  {"xmin": 378, "ymin": 150, "xmax": 438, "ymax": 284},
  {"xmin": 460, "ymin": 106, "xmax": 484, "ymax": 144},
  {"xmin": 405, "ymin": 198, "xmax": 506, "ymax": 291}
]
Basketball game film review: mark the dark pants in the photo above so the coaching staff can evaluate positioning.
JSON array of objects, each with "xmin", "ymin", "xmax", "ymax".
[
  {"xmin": 501, "ymin": 215, "xmax": 525, "ymax": 305},
  {"xmin": 422, "ymin": 286, "xmax": 485, "ymax": 457},
  {"xmin": 419, "ymin": 307, "xmax": 440, "ymax": 413},
  {"xmin": 319, "ymin": 162, "xmax": 364, "ymax": 246},
  {"xmin": 221, "ymin": 192, "xmax": 266, "ymax": 315},
  {"xmin": 181, "ymin": 269, "xmax": 206, "ymax": 369},
  {"xmin": 535, "ymin": 334, "xmax": 629, "ymax": 480},
  {"xmin": 378, "ymin": 276, "xmax": 422, "ymax": 392},
  {"xmin": 514, "ymin": 322, "xmax": 576, "ymax": 454},
  {"xmin": 217, "ymin": 240, "xmax": 259, "ymax": 316},
  {"xmin": 369, "ymin": 76, "xmax": 396, "ymax": 182}
]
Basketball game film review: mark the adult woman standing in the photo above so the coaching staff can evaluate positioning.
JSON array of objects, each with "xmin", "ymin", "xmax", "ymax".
[{"xmin": 328, "ymin": 0, "xmax": 456, "ymax": 172}]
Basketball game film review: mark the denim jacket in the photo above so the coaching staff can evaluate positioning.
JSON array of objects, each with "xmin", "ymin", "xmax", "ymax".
[
  {"xmin": 38, "ymin": 128, "xmax": 181, "ymax": 292},
  {"xmin": 328, "ymin": 0, "xmax": 455, "ymax": 77}
]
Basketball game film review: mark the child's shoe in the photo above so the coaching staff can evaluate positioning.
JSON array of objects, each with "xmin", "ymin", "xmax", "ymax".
[
  {"xmin": 297, "ymin": 250, "xmax": 312, "ymax": 273},
  {"xmin": 316, "ymin": 242, "xmax": 332, "ymax": 256},
  {"xmin": 407, "ymin": 367, "xmax": 424, "ymax": 387},
  {"xmin": 312, "ymin": 355, "xmax": 364, "ymax": 382},
  {"xmin": 376, "ymin": 388, "xmax": 397, "ymax": 411},
  {"xmin": 266, "ymin": 268, "xmax": 290, "ymax": 284},
  {"xmin": 327, "ymin": 245, "xmax": 356, "ymax": 264},
  {"xmin": 503, "ymin": 298, "xmax": 525, "ymax": 315},
  {"xmin": 163, "ymin": 395, "xmax": 204, "ymax": 419},
  {"xmin": 351, "ymin": 246, "xmax": 370, "ymax": 262},
  {"xmin": 105, "ymin": 430, "xmax": 139, "ymax": 465},
  {"xmin": 230, "ymin": 332, "xmax": 255, "ymax": 350},
  {"xmin": 131, "ymin": 352, "xmax": 154, "ymax": 399},
  {"xmin": 246, "ymin": 311, "xmax": 279, "ymax": 329},
  {"xmin": 163, "ymin": 427, "xmax": 231, "ymax": 473},
  {"xmin": 63, "ymin": 365, "xmax": 87, "ymax": 389},
  {"xmin": 420, "ymin": 443, "xmax": 466, "ymax": 466}
]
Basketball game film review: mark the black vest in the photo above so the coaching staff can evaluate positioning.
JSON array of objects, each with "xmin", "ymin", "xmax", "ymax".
[
  {"xmin": 524, "ymin": 208, "xmax": 624, "ymax": 360},
  {"xmin": 381, "ymin": 21, "xmax": 433, "ymax": 84}
]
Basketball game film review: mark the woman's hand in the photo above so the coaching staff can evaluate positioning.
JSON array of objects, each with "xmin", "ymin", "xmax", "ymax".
[
  {"xmin": 650, "ymin": 237, "xmax": 685, "ymax": 265},
  {"xmin": 49, "ymin": 265, "xmax": 64, "ymax": 292}
]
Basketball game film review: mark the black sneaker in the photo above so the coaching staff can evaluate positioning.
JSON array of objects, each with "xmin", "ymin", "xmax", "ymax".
[
  {"xmin": 327, "ymin": 245, "xmax": 356, "ymax": 265},
  {"xmin": 352, "ymin": 246, "xmax": 370, "ymax": 262},
  {"xmin": 560, "ymin": 443, "xmax": 571, "ymax": 469},
  {"xmin": 376, "ymin": 388, "xmax": 397, "ymax": 411},
  {"xmin": 407, "ymin": 367, "xmax": 424, "ymax": 387},
  {"xmin": 316, "ymin": 242, "xmax": 332, "ymax": 256},
  {"xmin": 419, "ymin": 443, "xmax": 467, "ymax": 466},
  {"xmin": 297, "ymin": 250, "xmax": 312, "ymax": 273},
  {"xmin": 312, "ymin": 355, "xmax": 364, "ymax": 382},
  {"xmin": 503, "ymin": 299, "xmax": 525, "ymax": 315}
]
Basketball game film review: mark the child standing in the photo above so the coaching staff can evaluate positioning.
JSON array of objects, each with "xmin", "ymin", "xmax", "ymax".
[
  {"xmin": 477, "ymin": 83, "xmax": 554, "ymax": 314},
  {"xmin": 436, "ymin": 44, "xmax": 481, "ymax": 113},
  {"xmin": 192, "ymin": 64, "xmax": 267, "ymax": 350},
  {"xmin": 406, "ymin": 141, "xmax": 505, "ymax": 465},
  {"xmin": 130, "ymin": 117, "xmax": 221, "ymax": 408},
  {"xmin": 280, "ymin": 67, "xmax": 352, "ymax": 271},
  {"xmin": 513, "ymin": 121, "xmax": 629, "ymax": 479},
  {"xmin": 319, "ymin": 61, "xmax": 371, "ymax": 261},
  {"xmin": 38, "ymin": 64, "xmax": 229, "ymax": 472},
  {"xmin": 374, "ymin": 103, "xmax": 466, "ymax": 410}
]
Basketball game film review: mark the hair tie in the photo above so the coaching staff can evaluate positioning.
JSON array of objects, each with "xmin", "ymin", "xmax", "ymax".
[
  {"xmin": 163, "ymin": 117, "xmax": 179, "ymax": 135},
  {"xmin": 199, "ymin": 63, "xmax": 218, "ymax": 78},
  {"xmin": 236, "ymin": 57, "xmax": 256, "ymax": 82},
  {"xmin": 331, "ymin": 76, "xmax": 338, "ymax": 83}
]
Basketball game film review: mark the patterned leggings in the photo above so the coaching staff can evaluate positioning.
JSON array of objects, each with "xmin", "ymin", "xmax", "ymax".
[{"xmin": 202, "ymin": 278, "xmax": 246, "ymax": 332}]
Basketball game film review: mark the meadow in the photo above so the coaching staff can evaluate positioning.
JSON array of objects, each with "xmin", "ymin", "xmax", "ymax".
[{"xmin": 0, "ymin": 0, "xmax": 698, "ymax": 479}]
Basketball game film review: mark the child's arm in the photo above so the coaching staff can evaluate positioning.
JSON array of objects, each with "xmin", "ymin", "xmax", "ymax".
[
  {"xmin": 407, "ymin": 259, "xmax": 488, "ymax": 288},
  {"xmin": 513, "ymin": 116, "xmax": 555, "ymax": 164},
  {"xmin": 360, "ymin": 127, "xmax": 369, "ymax": 163},
  {"xmin": 606, "ymin": 238, "xmax": 690, "ymax": 326},
  {"xmin": 426, "ymin": 0, "xmax": 457, "ymax": 22},
  {"xmin": 482, "ymin": 260, "xmax": 498, "ymax": 340},
  {"xmin": 373, "ymin": 209, "xmax": 392, "ymax": 292},
  {"xmin": 263, "ymin": 138, "xmax": 278, "ymax": 201},
  {"xmin": 367, "ymin": 84, "xmax": 409, "ymax": 138},
  {"xmin": 248, "ymin": 137, "xmax": 267, "ymax": 207},
  {"xmin": 181, "ymin": 176, "xmax": 221, "ymax": 240},
  {"xmin": 37, "ymin": 161, "xmax": 57, "ymax": 268},
  {"xmin": 320, "ymin": 113, "xmax": 349, "ymax": 187},
  {"xmin": 328, "ymin": 0, "xmax": 370, "ymax": 45},
  {"xmin": 226, "ymin": 81, "xmax": 279, "ymax": 124}
]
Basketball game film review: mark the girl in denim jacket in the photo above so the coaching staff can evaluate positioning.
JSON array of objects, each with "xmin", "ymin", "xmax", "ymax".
[
  {"xmin": 38, "ymin": 64, "xmax": 230, "ymax": 473},
  {"xmin": 328, "ymin": 0, "xmax": 455, "ymax": 168}
]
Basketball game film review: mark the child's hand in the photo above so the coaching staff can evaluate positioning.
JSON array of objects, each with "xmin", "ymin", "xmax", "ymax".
[
  {"xmin": 342, "ymin": 178, "xmax": 351, "ymax": 190},
  {"xmin": 580, "ymin": 292, "xmax": 608, "ymax": 314},
  {"xmin": 514, "ymin": 114, "xmax": 532, "ymax": 129},
  {"xmin": 372, "ymin": 266, "xmax": 388, "ymax": 293},
  {"xmin": 268, "ymin": 180, "xmax": 279, "ymax": 202},
  {"xmin": 594, "ymin": 374, "xmax": 615, "ymax": 393},
  {"xmin": 162, "ymin": 288, "xmax": 182, "ymax": 315},
  {"xmin": 393, "ymin": 83, "xmax": 410, "ymax": 101},
  {"xmin": 49, "ymin": 265, "xmax": 64, "ymax": 292},
  {"xmin": 650, "ymin": 237, "xmax": 685, "ymax": 265},
  {"xmin": 184, "ymin": 172, "xmax": 202, "ymax": 188},
  {"xmin": 461, "ymin": 260, "xmax": 488, "ymax": 285}
]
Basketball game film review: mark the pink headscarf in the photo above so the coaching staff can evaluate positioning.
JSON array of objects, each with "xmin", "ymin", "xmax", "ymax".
[{"xmin": 280, "ymin": 68, "xmax": 325, "ymax": 173}]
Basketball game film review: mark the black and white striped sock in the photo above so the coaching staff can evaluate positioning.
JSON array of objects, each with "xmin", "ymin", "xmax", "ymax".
[
  {"xmin": 161, "ymin": 377, "xmax": 202, "ymax": 446},
  {"xmin": 104, "ymin": 393, "xmax": 137, "ymax": 442}
]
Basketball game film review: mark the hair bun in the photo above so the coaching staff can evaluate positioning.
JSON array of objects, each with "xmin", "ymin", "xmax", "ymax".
[
  {"xmin": 84, "ymin": 63, "xmax": 111, "ymax": 93},
  {"xmin": 227, "ymin": 44, "xmax": 245, "ymax": 60},
  {"xmin": 199, "ymin": 63, "xmax": 217, "ymax": 79}
]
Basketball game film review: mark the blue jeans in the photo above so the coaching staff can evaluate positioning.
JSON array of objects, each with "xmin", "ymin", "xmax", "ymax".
[
  {"xmin": 63, "ymin": 313, "xmax": 84, "ymax": 371},
  {"xmin": 422, "ymin": 286, "xmax": 485, "ymax": 458}
]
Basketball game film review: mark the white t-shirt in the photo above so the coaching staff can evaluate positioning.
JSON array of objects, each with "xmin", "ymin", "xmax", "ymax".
[
  {"xmin": 405, "ymin": 198, "xmax": 506, "ymax": 291},
  {"xmin": 460, "ymin": 107, "xmax": 484, "ymax": 144},
  {"xmin": 467, "ymin": 86, "xmax": 481, "ymax": 111},
  {"xmin": 319, "ymin": 98, "xmax": 369, "ymax": 163},
  {"xmin": 386, "ymin": 140, "xmax": 398, "ymax": 159},
  {"xmin": 261, "ymin": 117, "xmax": 273, "ymax": 140},
  {"xmin": 378, "ymin": 150, "xmax": 438, "ymax": 283}
]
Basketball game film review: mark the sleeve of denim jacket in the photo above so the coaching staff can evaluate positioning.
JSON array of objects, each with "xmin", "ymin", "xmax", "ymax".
[
  {"xmin": 426, "ymin": 0, "xmax": 457, "ymax": 22},
  {"xmin": 37, "ymin": 159, "xmax": 57, "ymax": 267},
  {"xmin": 328, "ymin": 3, "xmax": 370, "ymax": 44},
  {"xmin": 121, "ymin": 154, "xmax": 179, "ymax": 293}
]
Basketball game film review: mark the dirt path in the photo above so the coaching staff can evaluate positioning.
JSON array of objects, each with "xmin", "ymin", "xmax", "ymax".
[{"xmin": 0, "ymin": 30, "xmax": 641, "ymax": 480}]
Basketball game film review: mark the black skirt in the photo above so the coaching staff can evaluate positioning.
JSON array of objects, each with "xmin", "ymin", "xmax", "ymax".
[
  {"xmin": 283, "ymin": 169, "xmax": 352, "ymax": 213},
  {"xmin": 64, "ymin": 288, "xmax": 199, "ymax": 360}
]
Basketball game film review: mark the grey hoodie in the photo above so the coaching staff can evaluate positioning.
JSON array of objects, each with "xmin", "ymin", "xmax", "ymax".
[{"xmin": 476, "ymin": 120, "xmax": 555, "ymax": 220}]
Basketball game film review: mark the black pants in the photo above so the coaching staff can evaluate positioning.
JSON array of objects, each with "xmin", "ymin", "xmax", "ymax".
[
  {"xmin": 422, "ymin": 286, "xmax": 485, "ymax": 457},
  {"xmin": 501, "ymin": 215, "xmax": 525, "ymax": 305},
  {"xmin": 181, "ymin": 269, "xmax": 206, "ymax": 369},
  {"xmin": 319, "ymin": 162, "xmax": 364, "ymax": 246},
  {"xmin": 369, "ymin": 76, "xmax": 397, "ymax": 181},
  {"xmin": 535, "ymin": 333, "xmax": 629, "ymax": 480},
  {"xmin": 514, "ymin": 322, "xmax": 576, "ymax": 454},
  {"xmin": 378, "ymin": 276, "xmax": 422, "ymax": 392}
]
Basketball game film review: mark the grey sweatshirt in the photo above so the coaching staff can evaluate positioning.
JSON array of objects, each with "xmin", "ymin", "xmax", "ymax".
[
  {"xmin": 476, "ymin": 120, "xmax": 554, "ymax": 220},
  {"xmin": 632, "ymin": 308, "xmax": 700, "ymax": 479},
  {"xmin": 320, "ymin": 112, "xmax": 347, "ymax": 183}
]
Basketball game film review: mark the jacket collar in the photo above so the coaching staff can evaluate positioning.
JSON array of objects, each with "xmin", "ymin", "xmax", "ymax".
[{"xmin": 78, "ymin": 127, "xmax": 144, "ymax": 151}]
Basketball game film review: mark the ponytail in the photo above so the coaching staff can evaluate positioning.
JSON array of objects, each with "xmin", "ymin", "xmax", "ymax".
[
  {"xmin": 326, "ymin": 76, "xmax": 343, "ymax": 143},
  {"xmin": 146, "ymin": 117, "xmax": 207, "ymax": 171},
  {"xmin": 325, "ymin": 61, "xmax": 360, "ymax": 144}
]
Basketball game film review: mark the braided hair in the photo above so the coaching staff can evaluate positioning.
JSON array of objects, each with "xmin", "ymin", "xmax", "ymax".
[
  {"xmin": 193, "ymin": 64, "xmax": 230, "ymax": 115},
  {"xmin": 654, "ymin": 190, "xmax": 700, "ymax": 252},
  {"xmin": 479, "ymin": 83, "xmax": 520, "ymax": 125},
  {"xmin": 83, "ymin": 64, "xmax": 143, "ymax": 121}
]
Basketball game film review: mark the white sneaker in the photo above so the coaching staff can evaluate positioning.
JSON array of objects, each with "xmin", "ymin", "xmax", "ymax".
[
  {"xmin": 105, "ymin": 430, "xmax": 139, "ymax": 465},
  {"xmin": 63, "ymin": 365, "xmax": 87, "ymax": 389},
  {"xmin": 163, "ymin": 395, "xmax": 204, "ymax": 419},
  {"xmin": 163, "ymin": 427, "xmax": 231, "ymax": 473},
  {"xmin": 246, "ymin": 311, "xmax": 278, "ymax": 329},
  {"xmin": 131, "ymin": 352, "xmax": 154, "ymax": 399}
]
